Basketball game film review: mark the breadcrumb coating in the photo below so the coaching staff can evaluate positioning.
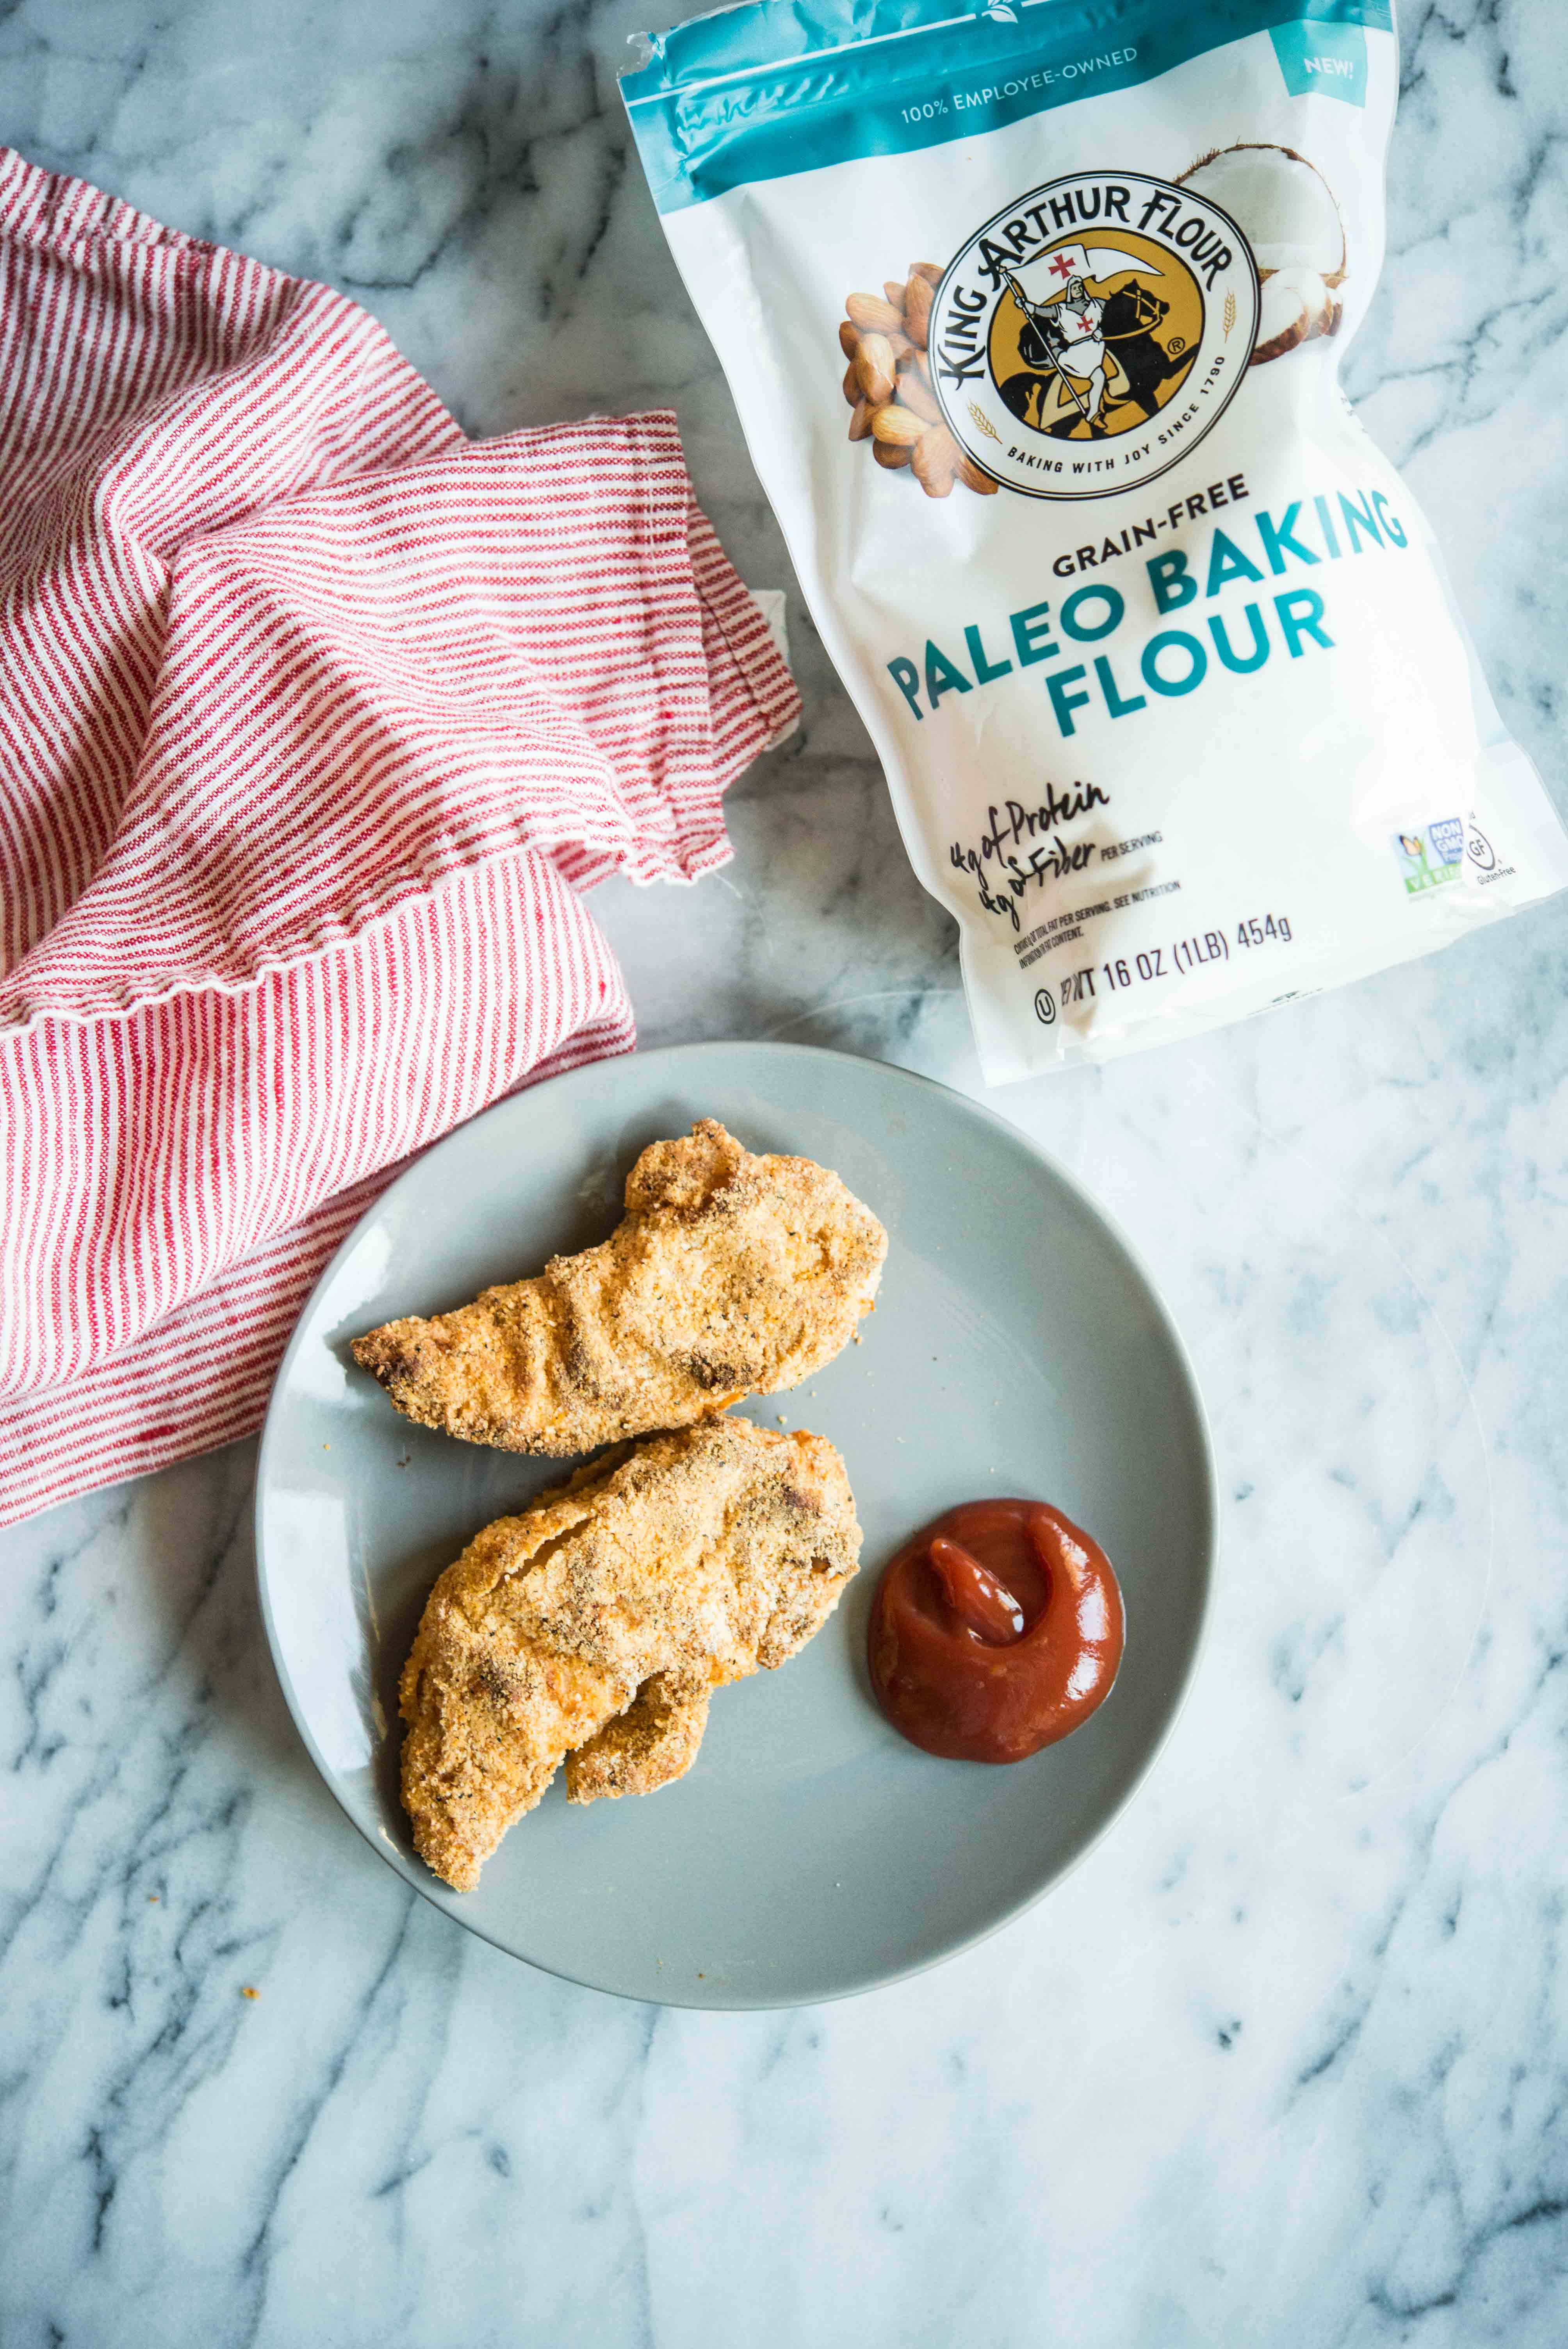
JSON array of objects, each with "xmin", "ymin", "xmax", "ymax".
[
  {"xmin": 564, "ymin": 1667, "xmax": 712, "ymax": 1805},
  {"xmin": 352, "ymin": 1120, "xmax": 886, "ymax": 1454},
  {"xmin": 398, "ymin": 1417, "xmax": 862, "ymax": 1890}
]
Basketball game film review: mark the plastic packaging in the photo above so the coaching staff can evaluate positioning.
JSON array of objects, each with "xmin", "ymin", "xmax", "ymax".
[{"xmin": 625, "ymin": 0, "xmax": 1568, "ymax": 1079}]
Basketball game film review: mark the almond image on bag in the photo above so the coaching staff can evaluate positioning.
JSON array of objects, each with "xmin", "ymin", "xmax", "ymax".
[
  {"xmin": 840, "ymin": 266, "xmax": 997, "ymax": 497},
  {"xmin": 624, "ymin": 0, "xmax": 1568, "ymax": 1082}
]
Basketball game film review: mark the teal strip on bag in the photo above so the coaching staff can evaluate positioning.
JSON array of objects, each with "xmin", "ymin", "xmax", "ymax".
[{"xmin": 623, "ymin": 0, "xmax": 1393, "ymax": 212}]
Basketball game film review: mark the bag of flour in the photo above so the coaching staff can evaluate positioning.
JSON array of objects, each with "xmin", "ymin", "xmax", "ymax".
[{"xmin": 624, "ymin": 0, "xmax": 1567, "ymax": 1080}]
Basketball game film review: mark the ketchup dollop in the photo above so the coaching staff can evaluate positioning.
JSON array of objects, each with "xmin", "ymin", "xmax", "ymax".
[{"xmin": 868, "ymin": 1499, "xmax": 1125, "ymax": 1762}]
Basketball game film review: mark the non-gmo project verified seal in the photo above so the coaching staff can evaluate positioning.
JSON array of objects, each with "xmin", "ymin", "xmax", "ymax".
[{"xmin": 1393, "ymin": 818, "xmax": 1464, "ymax": 895}]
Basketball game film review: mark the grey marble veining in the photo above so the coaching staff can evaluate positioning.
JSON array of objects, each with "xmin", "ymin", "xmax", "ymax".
[{"xmin": 4, "ymin": 2, "xmax": 1568, "ymax": 2342}]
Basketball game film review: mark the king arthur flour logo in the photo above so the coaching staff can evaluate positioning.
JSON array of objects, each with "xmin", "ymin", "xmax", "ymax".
[{"xmin": 930, "ymin": 171, "xmax": 1260, "ymax": 501}]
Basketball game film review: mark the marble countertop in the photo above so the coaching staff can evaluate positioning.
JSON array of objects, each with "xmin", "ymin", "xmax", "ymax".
[{"xmin": 4, "ymin": 3, "xmax": 1568, "ymax": 2342}]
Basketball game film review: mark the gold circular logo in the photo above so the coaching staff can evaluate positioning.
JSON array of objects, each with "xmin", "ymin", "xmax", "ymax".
[
  {"xmin": 986, "ymin": 228, "xmax": 1205, "ymax": 443},
  {"xmin": 930, "ymin": 171, "xmax": 1260, "ymax": 500}
]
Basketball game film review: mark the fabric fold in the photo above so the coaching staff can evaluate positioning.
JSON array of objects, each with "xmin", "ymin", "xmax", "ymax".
[
  {"xmin": 3, "ymin": 419, "xmax": 789, "ymax": 1024},
  {"xmin": 0, "ymin": 147, "xmax": 800, "ymax": 1526}
]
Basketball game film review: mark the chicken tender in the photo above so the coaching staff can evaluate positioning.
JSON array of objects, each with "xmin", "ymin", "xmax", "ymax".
[
  {"xmin": 352, "ymin": 1119, "xmax": 886, "ymax": 1454},
  {"xmin": 398, "ymin": 1417, "xmax": 862, "ymax": 1890},
  {"xmin": 563, "ymin": 1667, "xmax": 712, "ymax": 1805}
]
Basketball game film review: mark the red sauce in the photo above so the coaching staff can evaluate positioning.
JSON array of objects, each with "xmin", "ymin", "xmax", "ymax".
[{"xmin": 868, "ymin": 1498, "xmax": 1125, "ymax": 1763}]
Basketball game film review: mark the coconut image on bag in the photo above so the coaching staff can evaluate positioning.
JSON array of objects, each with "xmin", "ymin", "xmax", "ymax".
[
  {"xmin": 1178, "ymin": 141, "xmax": 1347, "ymax": 359},
  {"xmin": 624, "ymin": 0, "xmax": 1567, "ymax": 1082}
]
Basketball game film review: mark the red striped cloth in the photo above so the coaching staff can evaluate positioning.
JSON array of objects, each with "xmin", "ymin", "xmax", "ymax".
[{"xmin": 0, "ymin": 147, "xmax": 799, "ymax": 1527}]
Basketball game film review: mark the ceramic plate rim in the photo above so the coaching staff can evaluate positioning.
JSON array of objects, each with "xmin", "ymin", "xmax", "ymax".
[{"xmin": 254, "ymin": 1039, "xmax": 1219, "ymax": 2009}]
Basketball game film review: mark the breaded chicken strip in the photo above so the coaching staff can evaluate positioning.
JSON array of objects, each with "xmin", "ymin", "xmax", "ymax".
[
  {"xmin": 563, "ymin": 1666, "xmax": 713, "ymax": 1806},
  {"xmin": 399, "ymin": 1417, "xmax": 862, "ymax": 1890},
  {"xmin": 352, "ymin": 1119, "xmax": 886, "ymax": 1454}
]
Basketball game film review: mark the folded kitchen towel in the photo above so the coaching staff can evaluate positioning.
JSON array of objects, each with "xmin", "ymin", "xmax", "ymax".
[{"xmin": 0, "ymin": 147, "xmax": 800, "ymax": 1529}]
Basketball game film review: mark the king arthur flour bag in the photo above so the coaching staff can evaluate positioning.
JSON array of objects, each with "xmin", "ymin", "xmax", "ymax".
[{"xmin": 624, "ymin": 0, "xmax": 1568, "ymax": 1081}]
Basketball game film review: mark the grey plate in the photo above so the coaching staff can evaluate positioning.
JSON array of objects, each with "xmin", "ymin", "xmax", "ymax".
[{"xmin": 255, "ymin": 1041, "xmax": 1215, "ymax": 2008}]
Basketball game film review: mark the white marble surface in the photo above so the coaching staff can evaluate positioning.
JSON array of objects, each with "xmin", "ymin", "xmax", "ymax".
[{"xmin": 4, "ymin": 2, "xmax": 1568, "ymax": 2342}]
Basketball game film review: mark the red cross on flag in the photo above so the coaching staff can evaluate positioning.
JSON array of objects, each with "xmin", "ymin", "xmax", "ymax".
[{"xmin": 1023, "ymin": 243, "xmax": 1166, "ymax": 301}]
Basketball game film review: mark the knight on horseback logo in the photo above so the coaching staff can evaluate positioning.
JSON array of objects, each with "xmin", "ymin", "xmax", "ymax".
[{"xmin": 928, "ymin": 169, "xmax": 1261, "ymax": 501}]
